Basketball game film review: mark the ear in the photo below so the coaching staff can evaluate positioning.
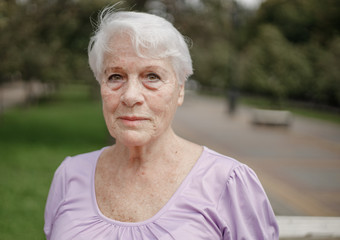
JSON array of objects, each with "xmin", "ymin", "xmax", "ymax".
[{"xmin": 177, "ymin": 83, "xmax": 185, "ymax": 106}]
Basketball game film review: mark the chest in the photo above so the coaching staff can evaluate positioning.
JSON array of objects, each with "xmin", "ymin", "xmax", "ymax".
[{"xmin": 95, "ymin": 171, "xmax": 184, "ymax": 222}]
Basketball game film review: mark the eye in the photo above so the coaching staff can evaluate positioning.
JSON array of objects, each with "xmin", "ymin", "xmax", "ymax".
[
  {"xmin": 146, "ymin": 73, "xmax": 161, "ymax": 81},
  {"xmin": 106, "ymin": 74, "xmax": 125, "ymax": 90},
  {"xmin": 108, "ymin": 74, "xmax": 123, "ymax": 81},
  {"xmin": 142, "ymin": 73, "xmax": 163, "ymax": 89}
]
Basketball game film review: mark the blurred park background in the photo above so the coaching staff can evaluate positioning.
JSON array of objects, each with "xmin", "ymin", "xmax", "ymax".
[{"xmin": 0, "ymin": 0, "xmax": 339, "ymax": 239}]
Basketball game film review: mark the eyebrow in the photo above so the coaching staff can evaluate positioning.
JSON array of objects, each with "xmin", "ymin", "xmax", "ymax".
[
  {"xmin": 143, "ymin": 65, "xmax": 170, "ymax": 74},
  {"xmin": 104, "ymin": 67, "xmax": 124, "ymax": 75},
  {"xmin": 104, "ymin": 65, "xmax": 171, "ymax": 75}
]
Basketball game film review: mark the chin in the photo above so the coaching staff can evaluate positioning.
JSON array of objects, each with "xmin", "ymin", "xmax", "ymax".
[{"xmin": 113, "ymin": 130, "xmax": 154, "ymax": 147}]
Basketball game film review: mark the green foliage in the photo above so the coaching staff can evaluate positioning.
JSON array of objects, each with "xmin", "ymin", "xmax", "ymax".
[
  {"xmin": 237, "ymin": 0, "xmax": 340, "ymax": 108},
  {"xmin": 192, "ymin": 39, "xmax": 234, "ymax": 89},
  {"xmin": 0, "ymin": 84, "xmax": 108, "ymax": 239},
  {"xmin": 237, "ymin": 24, "xmax": 313, "ymax": 108},
  {"xmin": 254, "ymin": 0, "xmax": 340, "ymax": 45},
  {"xmin": 311, "ymin": 37, "xmax": 340, "ymax": 106},
  {"xmin": 0, "ymin": 0, "xmax": 121, "ymax": 84}
]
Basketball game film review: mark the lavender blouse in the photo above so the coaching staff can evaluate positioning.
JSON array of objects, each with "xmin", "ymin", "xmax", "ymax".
[{"xmin": 44, "ymin": 146, "xmax": 279, "ymax": 239}]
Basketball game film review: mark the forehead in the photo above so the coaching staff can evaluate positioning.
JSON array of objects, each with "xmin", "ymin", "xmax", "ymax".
[{"xmin": 103, "ymin": 34, "xmax": 135, "ymax": 62}]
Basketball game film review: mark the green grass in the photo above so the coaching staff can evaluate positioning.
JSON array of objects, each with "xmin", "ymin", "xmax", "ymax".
[
  {"xmin": 0, "ymin": 84, "xmax": 108, "ymax": 240},
  {"xmin": 240, "ymin": 95, "xmax": 340, "ymax": 125},
  {"xmin": 287, "ymin": 107, "xmax": 340, "ymax": 124}
]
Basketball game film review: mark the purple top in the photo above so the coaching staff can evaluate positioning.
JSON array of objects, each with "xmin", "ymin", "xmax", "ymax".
[{"xmin": 44, "ymin": 146, "xmax": 279, "ymax": 239}]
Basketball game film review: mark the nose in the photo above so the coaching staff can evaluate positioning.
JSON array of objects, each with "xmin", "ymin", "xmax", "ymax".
[{"xmin": 120, "ymin": 78, "xmax": 144, "ymax": 107}]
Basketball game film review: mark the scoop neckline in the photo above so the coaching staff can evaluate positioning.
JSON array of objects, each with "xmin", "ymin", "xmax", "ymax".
[{"xmin": 91, "ymin": 145, "xmax": 206, "ymax": 227}]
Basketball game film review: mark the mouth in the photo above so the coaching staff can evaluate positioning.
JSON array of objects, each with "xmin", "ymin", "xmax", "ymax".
[
  {"xmin": 117, "ymin": 116, "xmax": 149, "ymax": 127},
  {"xmin": 119, "ymin": 116, "xmax": 149, "ymax": 121}
]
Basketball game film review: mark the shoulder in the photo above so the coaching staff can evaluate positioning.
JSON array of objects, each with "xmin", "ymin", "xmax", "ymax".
[
  {"xmin": 51, "ymin": 147, "xmax": 106, "ymax": 186},
  {"xmin": 47, "ymin": 147, "xmax": 107, "ymax": 202},
  {"xmin": 61, "ymin": 147, "xmax": 105, "ymax": 171},
  {"xmin": 199, "ymin": 147, "xmax": 248, "ymax": 181},
  {"xmin": 200, "ymin": 147, "xmax": 267, "ymax": 197},
  {"xmin": 198, "ymin": 147, "xmax": 263, "ymax": 195},
  {"xmin": 202, "ymin": 147, "xmax": 240, "ymax": 166}
]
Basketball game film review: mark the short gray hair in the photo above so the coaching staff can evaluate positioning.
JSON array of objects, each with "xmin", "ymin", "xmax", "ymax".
[{"xmin": 88, "ymin": 6, "xmax": 193, "ymax": 85}]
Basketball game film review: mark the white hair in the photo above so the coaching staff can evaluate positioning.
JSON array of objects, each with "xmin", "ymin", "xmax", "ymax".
[{"xmin": 88, "ymin": 7, "xmax": 193, "ymax": 85}]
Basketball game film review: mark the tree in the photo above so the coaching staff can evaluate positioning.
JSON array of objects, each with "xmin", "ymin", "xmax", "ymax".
[
  {"xmin": 238, "ymin": 0, "xmax": 340, "ymax": 107},
  {"xmin": 238, "ymin": 24, "xmax": 313, "ymax": 108},
  {"xmin": 0, "ymin": 0, "xmax": 124, "ymax": 86}
]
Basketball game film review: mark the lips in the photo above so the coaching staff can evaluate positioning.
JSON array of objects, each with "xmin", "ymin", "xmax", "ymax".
[
  {"xmin": 118, "ymin": 116, "xmax": 149, "ymax": 127},
  {"xmin": 119, "ymin": 116, "xmax": 149, "ymax": 121}
]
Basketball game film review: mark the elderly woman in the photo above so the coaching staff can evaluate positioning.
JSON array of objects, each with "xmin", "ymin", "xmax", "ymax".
[{"xmin": 44, "ymin": 7, "xmax": 279, "ymax": 240}]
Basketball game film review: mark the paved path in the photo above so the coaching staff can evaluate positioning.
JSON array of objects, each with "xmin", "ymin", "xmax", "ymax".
[{"xmin": 172, "ymin": 92, "xmax": 340, "ymax": 217}]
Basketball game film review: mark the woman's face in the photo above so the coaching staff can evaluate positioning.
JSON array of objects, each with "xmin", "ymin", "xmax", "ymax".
[{"xmin": 100, "ymin": 36, "xmax": 184, "ymax": 147}]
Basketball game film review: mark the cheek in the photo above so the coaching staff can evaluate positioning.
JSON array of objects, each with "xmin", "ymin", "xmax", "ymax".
[
  {"xmin": 100, "ymin": 89, "xmax": 120, "ymax": 137},
  {"xmin": 150, "ymin": 90, "xmax": 179, "ymax": 119},
  {"xmin": 101, "ymin": 87, "xmax": 120, "ymax": 116},
  {"xmin": 100, "ymin": 85, "xmax": 111, "ymax": 101}
]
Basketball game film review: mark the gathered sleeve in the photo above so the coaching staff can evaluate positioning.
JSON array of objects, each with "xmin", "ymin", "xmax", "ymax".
[
  {"xmin": 217, "ymin": 164, "xmax": 279, "ymax": 240},
  {"xmin": 44, "ymin": 158, "xmax": 69, "ymax": 240}
]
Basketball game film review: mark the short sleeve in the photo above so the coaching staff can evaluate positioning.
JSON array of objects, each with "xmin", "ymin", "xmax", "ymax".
[
  {"xmin": 44, "ymin": 158, "xmax": 69, "ymax": 240},
  {"xmin": 217, "ymin": 164, "xmax": 279, "ymax": 240}
]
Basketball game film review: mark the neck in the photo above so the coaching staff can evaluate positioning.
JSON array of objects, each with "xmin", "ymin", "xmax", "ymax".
[{"xmin": 111, "ymin": 128, "xmax": 183, "ymax": 173}]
